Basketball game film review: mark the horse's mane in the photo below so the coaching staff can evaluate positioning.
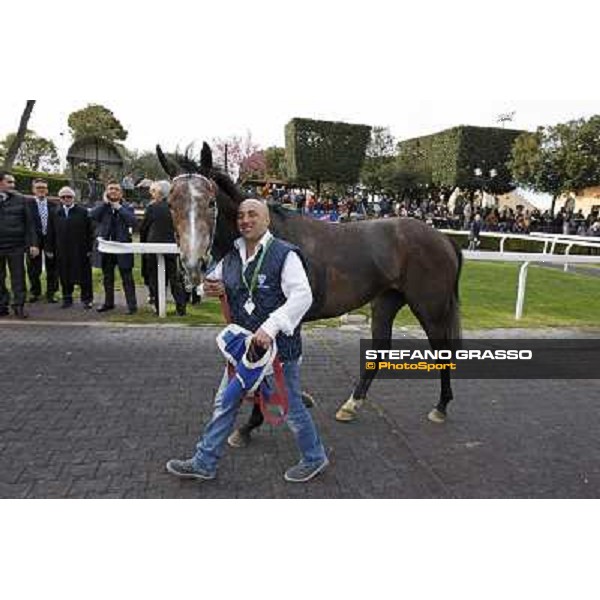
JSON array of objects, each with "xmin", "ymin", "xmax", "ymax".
[
  {"xmin": 172, "ymin": 148, "xmax": 245, "ymax": 204},
  {"xmin": 268, "ymin": 202, "xmax": 300, "ymax": 221}
]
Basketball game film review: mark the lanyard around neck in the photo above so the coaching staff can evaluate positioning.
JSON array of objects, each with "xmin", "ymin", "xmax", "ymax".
[{"xmin": 241, "ymin": 238, "xmax": 272, "ymax": 297}]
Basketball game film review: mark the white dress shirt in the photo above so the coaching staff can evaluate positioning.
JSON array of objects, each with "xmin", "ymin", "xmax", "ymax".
[{"xmin": 203, "ymin": 230, "xmax": 313, "ymax": 340}]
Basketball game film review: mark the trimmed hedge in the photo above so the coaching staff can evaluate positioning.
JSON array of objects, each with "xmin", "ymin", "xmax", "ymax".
[
  {"xmin": 11, "ymin": 166, "xmax": 70, "ymax": 196},
  {"xmin": 398, "ymin": 126, "xmax": 525, "ymax": 192},
  {"xmin": 285, "ymin": 118, "xmax": 371, "ymax": 185}
]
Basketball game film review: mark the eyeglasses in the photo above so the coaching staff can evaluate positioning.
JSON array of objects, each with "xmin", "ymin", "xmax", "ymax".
[{"xmin": 60, "ymin": 195, "xmax": 74, "ymax": 199}]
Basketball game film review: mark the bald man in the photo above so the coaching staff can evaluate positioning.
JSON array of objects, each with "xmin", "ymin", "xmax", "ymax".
[{"xmin": 167, "ymin": 199, "xmax": 328, "ymax": 483}]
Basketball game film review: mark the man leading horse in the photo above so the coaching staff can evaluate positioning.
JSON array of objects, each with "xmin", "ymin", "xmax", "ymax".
[{"xmin": 166, "ymin": 198, "xmax": 329, "ymax": 483}]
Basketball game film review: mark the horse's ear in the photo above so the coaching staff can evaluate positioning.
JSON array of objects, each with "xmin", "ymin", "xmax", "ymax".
[
  {"xmin": 156, "ymin": 144, "xmax": 180, "ymax": 178},
  {"xmin": 200, "ymin": 142, "xmax": 213, "ymax": 172}
]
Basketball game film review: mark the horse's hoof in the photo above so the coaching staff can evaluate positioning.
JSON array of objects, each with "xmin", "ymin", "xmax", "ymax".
[
  {"xmin": 301, "ymin": 391, "xmax": 316, "ymax": 409},
  {"xmin": 427, "ymin": 408, "xmax": 446, "ymax": 424},
  {"xmin": 335, "ymin": 397, "xmax": 362, "ymax": 422},
  {"xmin": 227, "ymin": 429, "xmax": 251, "ymax": 448}
]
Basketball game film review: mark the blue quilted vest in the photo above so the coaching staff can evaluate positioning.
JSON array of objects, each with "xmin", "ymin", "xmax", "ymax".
[{"xmin": 222, "ymin": 237, "xmax": 304, "ymax": 362}]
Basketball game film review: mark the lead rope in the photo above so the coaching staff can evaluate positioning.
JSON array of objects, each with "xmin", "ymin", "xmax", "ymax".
[{"xmin": 218, "ymin": 293, "xmax": 288, "ymax": 425}]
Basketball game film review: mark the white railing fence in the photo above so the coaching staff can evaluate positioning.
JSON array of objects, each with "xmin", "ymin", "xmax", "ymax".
[{"xmin": 98, "ymin": 239, "xmax": 179, "ymax": 317}]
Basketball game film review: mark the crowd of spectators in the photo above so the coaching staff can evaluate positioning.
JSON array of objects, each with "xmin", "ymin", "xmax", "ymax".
[{"xmin": 249, "ymin": 183, "xmax": 600, "ymax": 237}]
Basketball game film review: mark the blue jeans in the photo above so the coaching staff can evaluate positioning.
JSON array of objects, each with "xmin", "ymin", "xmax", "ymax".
[{"xmin": 193, "ymin": 359, "xmax": 327, "ymax": 475}]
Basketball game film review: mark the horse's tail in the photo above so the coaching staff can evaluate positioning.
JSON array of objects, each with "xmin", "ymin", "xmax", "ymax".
[{"xmin": 446, "ymin": 237, "xmax": 463, "ymax": 350}]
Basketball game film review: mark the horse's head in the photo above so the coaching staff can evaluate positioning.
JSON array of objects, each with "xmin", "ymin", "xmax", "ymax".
[{"xmin": 157, "ymin": 143, "xmax": 218, "ymax": 287}]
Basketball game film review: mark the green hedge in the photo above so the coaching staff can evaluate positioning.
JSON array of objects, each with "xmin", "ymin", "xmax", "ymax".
[
  {"xmin": 285, "ymin": 118, "xmax": 371, "ymax": 185},
  {"xmin": 398, "ymin": 126, "xmax": 525, "ymax": 192},
  {"xmin": 11, "ymin": 166, "xmax": 70, "ymax": 196}
]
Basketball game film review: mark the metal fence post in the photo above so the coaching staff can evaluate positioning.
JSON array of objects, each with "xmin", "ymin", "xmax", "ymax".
[
  {"xmin": 157, "ymin": 254, "xmax": 167, "ymax": 318},
  {"xmin": 515, "ymin": 262, "xmax": 530, "ymax": 320}
]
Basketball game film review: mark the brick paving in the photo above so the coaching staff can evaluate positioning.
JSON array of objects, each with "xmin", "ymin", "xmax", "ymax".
[{"xmin": 1, "ymin": 323, "xmax": 599, "ymax": 498}]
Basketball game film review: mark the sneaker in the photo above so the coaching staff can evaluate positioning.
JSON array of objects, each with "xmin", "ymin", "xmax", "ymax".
[
  {"xmin": 165, "ymin": 459, "xmax": 215, "ymax": 481},
  {"xmin": 47, "ymin": 296, "xmax": 58, "ymax": 304},
  {"xmin": 284, "ymin": 457, "xmax": 329, "ymax": 483},
  {"xmin": 82, "ymin": 301, "xmax": 93, "ymax": 310}
]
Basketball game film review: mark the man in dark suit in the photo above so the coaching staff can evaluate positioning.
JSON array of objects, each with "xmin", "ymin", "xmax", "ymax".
[
  {"xmin": 90, "ymin": 181, "xmax": 138, "ymax": 314},
  {"xmin": 26, "ymin": 178, "xmax": 59, "ymax": 303},
  {"xmin": 140, "ymin": 180, "xmax": 187, "ymax": 316},
  {"xmin": 47, "ymin": 187, "xmax": 95, "ymax": 309},
  {"xmin": 0, "ymin": 171, "xmax": 39, "ymax": 318}
]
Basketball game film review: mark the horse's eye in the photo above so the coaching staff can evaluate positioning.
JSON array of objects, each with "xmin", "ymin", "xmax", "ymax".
[{"xmin": 209, "ymin": 199, "xmax": 216, "ymax": 210}]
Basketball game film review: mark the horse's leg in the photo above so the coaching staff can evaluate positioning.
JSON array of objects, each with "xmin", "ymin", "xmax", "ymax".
[
  {"xmin": 227, "ymin": 401, "xmax": 264, "ymax": 448},
  {"xmin": 336, "ymin": 290, "xmax": 406, "ymax": 422},
  {"xmin": 423, "ymin": 336, "xmax": 455, "ymax": 424},
  {"xmin": 409, "ymin": 294, "xmax": 461, "ymax": 424}
]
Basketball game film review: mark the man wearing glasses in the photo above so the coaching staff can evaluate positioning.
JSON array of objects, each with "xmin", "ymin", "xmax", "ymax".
[
  {"xmin": 47, "ymin": 187, "xmax": 94, "ymax": 309},
  {"xmin": 0, "ymin": 171, "xmax": 39, "ymax": 318},
  {"xmin": 27, "ymin": 178, "xmax": 59, "ymax": 303}
]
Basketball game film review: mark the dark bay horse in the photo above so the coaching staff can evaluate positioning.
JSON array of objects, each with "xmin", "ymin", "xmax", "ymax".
[{"xmin": 157, "ymin": 143, "xmax": 462, "ymax": 429}]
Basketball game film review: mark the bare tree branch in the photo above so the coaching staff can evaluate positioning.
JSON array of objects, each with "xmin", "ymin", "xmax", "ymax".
[{"xmin": 2, "ymin": 100, "xmax": 36, "ymax": 170}]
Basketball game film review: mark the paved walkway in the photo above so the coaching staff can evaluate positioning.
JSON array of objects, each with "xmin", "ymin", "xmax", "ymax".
[{"xmin": 1, "ymin": 323, "xmax": 599, "ymax": 498}]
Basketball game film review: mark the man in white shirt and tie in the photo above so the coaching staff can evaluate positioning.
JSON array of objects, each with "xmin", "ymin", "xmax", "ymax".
[{"xmin": 26, "ymin": 179, "xmax": 58, "ymax": 303}]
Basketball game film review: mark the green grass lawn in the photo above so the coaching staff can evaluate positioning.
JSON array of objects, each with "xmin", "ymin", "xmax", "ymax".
[
  {"xmin": 101, "ymin": 261, "xmax": 600, "ymax": 329},
  {"xmin": 394, "ymin": 262, "xmax": 600, "ymax": 329},
  {"xmin": 29, "ymin": 251, "xmax": 600, "ymax": 329}
]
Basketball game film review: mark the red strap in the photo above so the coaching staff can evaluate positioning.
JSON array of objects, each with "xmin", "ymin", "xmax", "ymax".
[
  {"xmin": 219, "ymin": 294, "xmax": 232, "ymax": 324},
  {"xmin": 259, "ymin": 357, "xmax": 289, "ymax": 426}
]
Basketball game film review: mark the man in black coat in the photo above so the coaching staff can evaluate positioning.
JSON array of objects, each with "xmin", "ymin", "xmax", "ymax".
[
  {"xmin": 47, "ymin": 186, "xmax": 95, "ymax": 309},
  {"xmin": 140, "ymin": 180, "xmax": 187, "ymax": 316},
  {"xmin": 26, "ymin": 178, "xmax": 59, "ymax": 303},
  {"xmin": 0, "ymin": 171, "xmax": 39, "ymax": 318},
  {"xmin": 90, "ymin": 181, "xmax": 138, "ymax": 314}
]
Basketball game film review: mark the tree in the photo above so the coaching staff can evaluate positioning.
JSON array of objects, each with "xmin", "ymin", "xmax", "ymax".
[
  {"xmin": 68, "ymin": 104, "xmax": 128, "ymax": 142},
  {"xmin": 264, "ymin": 146, "xmax": 287, "ymax": 180},
  {"xmin": 2, "ymin": 100, "xmax": 36, "ymax": 170},
  {"xmin": 366, "ymin": 126, "xmax": 396, "ymax": 159},
  {"xmin": 210, "ymin": 131, "xmax": 260, "ymax": 181},
  {"xmin": 239, "ymin": 151, "xmax": 267, "ymax": 181},
  {"xmin": 361, "ymin": 126, "xmax": 396, "ymax": 192},
  {"xmin": 378, "ymin": 155, "xmax": 430, "ymax": 198},
  {"xmin": 123, "ymin": 149, "xmax": 169, "ymax": 181},
  {"xmin": 0, "ymin": 130, "xmax": 60, "ymax": 172},
  {"xmin": 509, "ymin": 116, "xmax": 600, "ymax": 214}
]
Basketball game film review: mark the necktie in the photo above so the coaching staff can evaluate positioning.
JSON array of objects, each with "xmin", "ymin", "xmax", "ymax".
[{"xmin": 39, "ymin": 200, "xmax": 48, "ymax": 235}]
